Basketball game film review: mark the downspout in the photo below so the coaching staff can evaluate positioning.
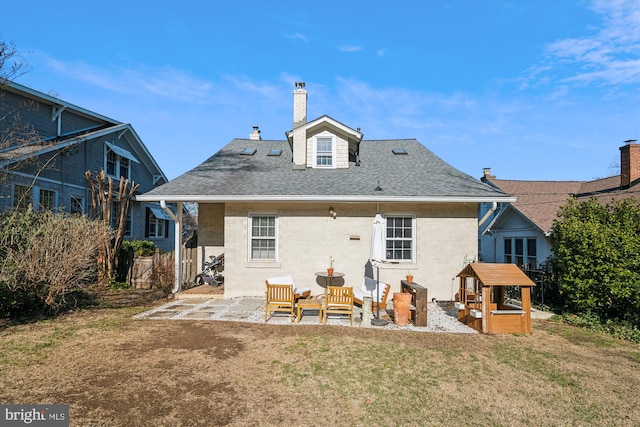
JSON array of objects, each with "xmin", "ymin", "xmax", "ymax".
[
  {"xmin": 160, "ymin": 200, "xmax": 182, "ymax": 294},
  {"xmin": 478, "ymin": 202, "xmax": 497, "ymax": 228}
]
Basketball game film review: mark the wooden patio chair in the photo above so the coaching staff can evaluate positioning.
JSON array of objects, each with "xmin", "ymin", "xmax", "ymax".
[
  {"xmin": 264, "ymin": 283, "xmax": 295, "ymax": 323},
  {"xmin": 353, "ymin": 277, "xmax": 391, "ymax": 311},
  {"xmin": 323, "ymin": 286, "xmax": 354, "ymax": 326},
  {"xmin": 265, "ymin": 276, "xmax": 311, "ymax": 300}
]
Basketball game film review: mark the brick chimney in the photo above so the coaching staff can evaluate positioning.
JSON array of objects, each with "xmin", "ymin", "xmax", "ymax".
[
  {"xmin": 620, "ymin": 141, "xmax": 640, "ymax": 187},
  {"xmin": 292, "ymin": 82, "xmax": 307, "ymax": 169},
  {"xmin": 481, "ymin": 167, "xmax": 495, "ymax": 182},
  {"xmin": 249, "ymin": 126, "xmax": 261, "ymax": 140}
]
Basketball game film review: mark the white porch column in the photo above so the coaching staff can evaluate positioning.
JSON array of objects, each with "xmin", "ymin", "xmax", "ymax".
[
  {"xmin": 173, "ymin": 201, "xmax": 182, "ymax": 293},
  {"xmin": 160, "ymin": 200, "xmax": 182, "ymax": 294}
]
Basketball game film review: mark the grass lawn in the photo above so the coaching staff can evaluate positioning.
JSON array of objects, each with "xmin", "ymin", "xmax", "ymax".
[{"xmin": 1, "ymin": 293, "xmax": 639, "ymax": 426}]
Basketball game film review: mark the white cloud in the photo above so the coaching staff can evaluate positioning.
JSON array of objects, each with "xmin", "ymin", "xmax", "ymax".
[
  {"xmin": 339, "ymin": 45, "xmax": 362, "ymax": 52},
  {"xmin": 540, "ymin": 0, "xmax": 640, "ymax": 87},
  {"xmin": 285, "ymin": 32, "xmax": 308, "ymax": 42},
  {"xmin": 36, "ymin": 52, "xmax": 215, "ymax": 103}
]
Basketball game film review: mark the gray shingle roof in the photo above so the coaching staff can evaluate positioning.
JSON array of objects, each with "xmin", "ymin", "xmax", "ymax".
[{"xmin": 138, "ymin": 138, "xmax": 511, "ymax": 202}]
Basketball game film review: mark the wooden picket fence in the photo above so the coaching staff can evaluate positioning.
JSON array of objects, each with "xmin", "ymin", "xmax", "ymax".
[
  {"xmin": 181, "ymin": 247, "xmax": 197, "ymax": 285},
  {"xmin": 127, "ymin": 246, "xmax": 198, "ymax": 290}
]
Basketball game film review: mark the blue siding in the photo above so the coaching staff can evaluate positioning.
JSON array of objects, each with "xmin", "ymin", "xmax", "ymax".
[{"xmin": 1, "ymin": 84, "xmax": 173, "ymax": 251}]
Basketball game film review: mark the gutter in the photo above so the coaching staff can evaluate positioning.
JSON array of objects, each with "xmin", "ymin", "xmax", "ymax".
[
  {"xmin": 478, "ymin": 201, "xmax": 498, "ymax": 228},
  {"xmin": 160, "ymin": 200, "xmax": 179, "ymax": 222},
  {"xmin": 137, "ymin": 195, "xmax": 518, "ymax": 204}
]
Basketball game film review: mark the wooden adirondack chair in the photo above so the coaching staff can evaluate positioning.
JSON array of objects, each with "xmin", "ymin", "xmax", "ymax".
[
  {"xmin": 264, "ymin": 282, "xmax": 295, "ymax": 322},
  {"xmin": 323, "ymin": 286, "xmax": 354, "ymax": 326}
]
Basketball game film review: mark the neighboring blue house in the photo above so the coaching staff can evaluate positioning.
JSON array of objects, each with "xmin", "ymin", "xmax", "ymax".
[
  {"xmin": 478, "ymin": 142, "xmax": 640, "ymax": 269},
  {"xmin": 0, "ymin": 81, "xmax": 175, "ymax": 251}
]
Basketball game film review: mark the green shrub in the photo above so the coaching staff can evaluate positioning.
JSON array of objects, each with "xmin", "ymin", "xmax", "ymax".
[
  {"xmin": 550, "ymin": 197, "xmax": 640, "ymax": 327},
  {"xmin": 121, "ymin": 240, "xmax": 159, "ymax": 257}
]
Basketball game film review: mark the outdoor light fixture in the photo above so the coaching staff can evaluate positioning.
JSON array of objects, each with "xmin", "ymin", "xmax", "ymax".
[{"xmin": 328, "ymin": 207, "xmax": 337, "ymax": 219}]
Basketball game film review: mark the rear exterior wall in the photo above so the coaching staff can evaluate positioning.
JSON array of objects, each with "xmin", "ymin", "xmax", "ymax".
[{"xmin": 198, "ymin": 201, "xmax": 478, "ymax": 300}]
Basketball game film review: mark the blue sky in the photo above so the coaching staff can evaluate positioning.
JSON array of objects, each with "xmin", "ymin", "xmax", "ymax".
[{"xmin": 1, "ymin": 0, "xmax": 638, "ymax": 181}]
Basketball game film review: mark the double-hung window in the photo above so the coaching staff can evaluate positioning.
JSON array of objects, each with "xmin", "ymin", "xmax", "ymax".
[
  {"xmin": 70, "ymin": 196, "xmax": 84, "ymax": 215},
  {"xmin": 39, "ymin": 189, "xmax": 56, "ymax": 211},
  {"xmin": 105, "ymin": 143, "xmax": 138, "ymax": 180},
  {"xmin": 146, "ymin": 207, "xmax": 170, "ymax": 239},
  {"xmin": 315, "ymin": 136, "xmax": 334, "ymax": 168},
  {"xmin": 385, "ymin": 216, "xmax": 415, "ymax": 262},
  {"xmin": 13, "ymin": 184, "xmax": 32, "ymax": 210},
  {"xmin": 249, "ymin": 214, "xmax": 277, "ymax": 260},
  {"xmin": 112, "ymin": 203, "xmax": 133, "ymax": 237}
]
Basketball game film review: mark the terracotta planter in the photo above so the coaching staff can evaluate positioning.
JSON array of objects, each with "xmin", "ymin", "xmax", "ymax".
[
  {"xmin": 406, "ymin": 275, "xmax": 414, "ymax": 283},
  {"xmin": 327, "ymin": 268, "xmax": 334, "ymax": 276},
  {"xmin": 393, "ymin": 292, "xmax": 412, "ymax": 326}
]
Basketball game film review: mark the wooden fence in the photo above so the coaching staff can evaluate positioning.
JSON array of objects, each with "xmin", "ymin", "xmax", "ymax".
[
  {"xmin": 181, "ymin": 247, "xmax": 197, "ymax": 285},
  {"xmin": 127, "ymin": 246, "xmax": 198, "ymax": 290}
]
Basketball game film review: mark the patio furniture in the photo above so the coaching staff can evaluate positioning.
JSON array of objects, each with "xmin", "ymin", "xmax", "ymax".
[
  {"xmin": 266, "ymin": 276, "xmax": 311, "ymax": 300},
  {"xmin": 353, "ymin": 276, "xmax": 390, "ymax": 311},
  {"xmin": 314, "ymin": 271, "xmax": 345, "ymax": 288},
  {"xmin": 264, "ymin": 283, "xmax": 295, "ymax": 322},
  {"xmin": 323, "ymin": 286, "xmax": 354, "ymax": 326},
  {"xmin": 296, "ymin": 297, "xmax": 323, "ymax": 323},
  {"xmin": 400, "ymin": 280, "xmax": 428, "ymax": 327}
]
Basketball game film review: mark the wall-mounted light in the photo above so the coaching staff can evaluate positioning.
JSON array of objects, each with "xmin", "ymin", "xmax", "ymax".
[{"xmin": 328, "ymin": 207, "xmax": 337, "ymax": 219}]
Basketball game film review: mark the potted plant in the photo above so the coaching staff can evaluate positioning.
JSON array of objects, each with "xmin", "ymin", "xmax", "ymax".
[{"xmin": 327, "ymin": 256, "xmax": 335, "ymax": 276}]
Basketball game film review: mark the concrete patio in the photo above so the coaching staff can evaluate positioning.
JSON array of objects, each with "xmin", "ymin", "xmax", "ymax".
[{"xmin": 133, "ymin": 296, "xmax": 481, "ymax": 333}]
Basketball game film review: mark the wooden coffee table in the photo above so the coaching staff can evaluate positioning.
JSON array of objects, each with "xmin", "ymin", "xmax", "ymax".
[{"xmin": 296, "ymin": 298, "xmax": 323, "ymax": 323}]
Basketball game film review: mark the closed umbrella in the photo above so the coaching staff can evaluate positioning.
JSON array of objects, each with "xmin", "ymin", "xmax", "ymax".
[{"xmin": 370, "ymin": 214, "xmax": 388, "ymax": 326}]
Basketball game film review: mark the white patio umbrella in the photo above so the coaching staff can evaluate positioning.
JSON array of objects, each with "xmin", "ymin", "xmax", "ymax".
[{"xmin": 370, "ymin": 213, "xmax": 388, "ymax": 325}]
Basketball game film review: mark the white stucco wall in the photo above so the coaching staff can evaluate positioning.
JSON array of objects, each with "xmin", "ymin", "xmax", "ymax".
[{"xmin": 198, "ymin": 201, "xmax": 478, "ymax": 301}]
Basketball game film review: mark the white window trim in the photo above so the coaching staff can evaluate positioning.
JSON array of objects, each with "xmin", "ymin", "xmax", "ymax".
[
  {"xmin": 312, "ymin": 135, "xmax": 336, "ymax": 169},
  {"xmin": 248, "ymin": 213, "xmax": 279, "ymax": 262},
  {"xmin": 147, "ymin": 216, "xmax": 165, "ymax": 239},
  {"xmin": 503, "ymin": 237, "xmax": 537, "ymax": 268},
  {"xmin": 384, "ymin": 214, "xmax": 416, "ymax": 263}
]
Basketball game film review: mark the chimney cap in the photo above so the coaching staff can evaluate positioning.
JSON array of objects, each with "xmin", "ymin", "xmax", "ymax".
[
  {"xmin": 295, "ymin": 82, "xmax": 306, "ymax": 89},
  {"xmin": 624, "ymin": 139, "xmax": 637, "ymax": 145}
]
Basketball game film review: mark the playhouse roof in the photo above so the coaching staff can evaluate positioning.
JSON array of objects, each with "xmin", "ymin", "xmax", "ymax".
[{"xmin": 457, "ymin": 263, "xmax": 536, "ymax": 287}]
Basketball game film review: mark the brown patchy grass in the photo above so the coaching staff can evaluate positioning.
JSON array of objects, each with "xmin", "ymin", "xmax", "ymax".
[{"xmin": 1, "ymin": 291, "xmax": 639, "ymax": 426}]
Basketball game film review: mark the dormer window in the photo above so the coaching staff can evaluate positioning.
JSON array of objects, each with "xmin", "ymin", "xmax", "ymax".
[{"xmin": 314, "ymin": 136, "xmax": 335, "ymax": 168}]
